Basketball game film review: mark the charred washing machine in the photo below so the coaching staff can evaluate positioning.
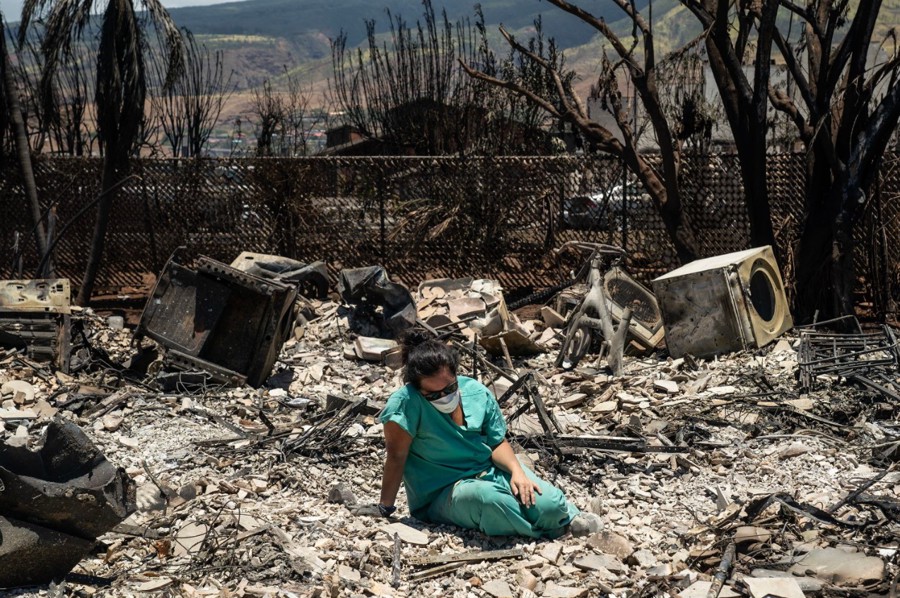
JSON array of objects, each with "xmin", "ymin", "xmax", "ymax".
[{"xmin": 652, "ymin": 246, "xmax": 792, "ymax": 359}]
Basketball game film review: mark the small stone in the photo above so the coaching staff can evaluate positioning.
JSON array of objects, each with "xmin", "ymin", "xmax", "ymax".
[
  {"xmin": 468, "ymin": 576, "xmax": 483, "ymax": 588},
  {"xmin": 653, "ymin": 379, "xmax": 679, "ymax": 394},
  {"xmin": 779, "ymin": 442, "xmax": 812, "ymax": 459},
  {"xmin": 569, "ymin": 512, "xmax": 603, "ymax": 536},
  {"xmin": 628, "ymin": 548, "xmax": 657, "ymax": 568},
  {"xmin": 540, "ymin": 542, "xmax": 563, "ymax": 564},
  {"xmin": 587, "ymin": 530, "xmax": 634, "ymax": 559},
  {"xmin": 587, "ymin": 496, "xmax": 606, "ymax": 515},
  {"xmin": 573, "ymin": 554, "xmax": 614, "ymax": 579},
  {"xmin": 327, "ymin": 483, "xmax": 358, "ymax": 506},
  {"xmin": 516, "ymin": 569, "xmax": 538, "ymax": 591},
  {"xmin": 591, "ymin": 400, "xmax": 618, "ymax": 413},
  {"xmin": 102, "ymin": 410, "xmax": 124, "ymax": 431}
]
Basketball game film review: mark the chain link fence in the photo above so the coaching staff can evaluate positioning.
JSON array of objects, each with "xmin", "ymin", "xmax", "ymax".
[{"xmin": 0, "ymin": 153, "xmax": 897, "ymax": 308}]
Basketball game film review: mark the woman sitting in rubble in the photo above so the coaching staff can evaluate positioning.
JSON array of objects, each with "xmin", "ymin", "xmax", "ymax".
[{"xmin": 375, "ymin": 330, "xmax": 600, "ymax": 538}]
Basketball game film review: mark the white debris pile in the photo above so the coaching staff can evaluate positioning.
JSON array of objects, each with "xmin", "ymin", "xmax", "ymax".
[{"xmin": 0, "ymin": 300, "xmax": 897, "ymax": 598}]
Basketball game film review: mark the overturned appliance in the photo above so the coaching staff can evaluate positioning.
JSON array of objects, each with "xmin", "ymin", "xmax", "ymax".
[
  {"xmin": 0, "ymin": 418, "xmax": 136, "ymax": 587},
  {"xmin": 229, "ymin": 252, "xmax": 330, "ymax": 300},
  {"xmin": 138, "ymin": 251, "xmax": 299, "ymax": 388},
  {"xmin": 0, "ymin": 279, "xmax": 71, "ymax": 371},
  {"xmin": 652, "ymin": 246, "xmax": 793, "ymax": 358},
  {"xmin": 338, "ymin": 266, "xmax": 416, "ymax": 334}
]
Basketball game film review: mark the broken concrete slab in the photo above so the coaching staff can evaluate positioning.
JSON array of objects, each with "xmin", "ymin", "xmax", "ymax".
[
  {"xmin": 743, "ymin": 576, "xmax": 805, "ymax": 598},
  {"xmin": 482, "ymin": 579, "xmax": 514, "ymax": 598},
  {"xmin": 750, "ymin": 569, "xmax": 823, "ymax": 592},
  {"xmin": 354, "ymin": 336, "xmax": 399, "ymax": 362},
  {"xmin": 541, "ymin": 306, "xmax": 567, "ymax": 328},
  {"xmin": 573, "ymin": 554, "xmax": 615, "ymax": 579},
  {"xmin": 1, "ymin": 380, "xmax": 36, "ymax": 404},
  {"xmin": 383, "ymin": 522, "xmax": 429, "ymax": 545},
  {"xmin": 788, "ymin": 547, "xmax": 884, "ymax": 586},
  {"xmin": 174, "ymin": 521, "xmax": 210, "ymax": 558},
  {"xmin": 653, "ymin": 379, "xmax": 679, "ymax": 394},
  {"xmin": 679, "ymin": 581, "xmax": 740, "ymax": 598},
  {"xmin": 542, "ymin": 582, "xmax": 589, "ymax": 598}
]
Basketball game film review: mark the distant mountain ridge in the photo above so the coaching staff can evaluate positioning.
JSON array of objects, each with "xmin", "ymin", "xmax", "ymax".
[
  {"xmin": 160, "ymin": 0, "xmax": 899, "ymax": 123},
  {"xmin": 168, "ymin": 0, "xmax": 617, "ymax": 51}
]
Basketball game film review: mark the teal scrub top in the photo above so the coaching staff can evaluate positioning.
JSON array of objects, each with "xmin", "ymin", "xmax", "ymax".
[{"xmin": 379, "ymin": 376, "xmax": 507, "ymax": 517}]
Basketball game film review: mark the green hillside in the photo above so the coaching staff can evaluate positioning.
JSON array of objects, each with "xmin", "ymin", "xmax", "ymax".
[
  {"xmin": 167, "ymin": 0, "xmax": 636, "ymax": 51},
  {"xmin": 166, "ymin": 0, "xmax": 899, "ymax": 106}
]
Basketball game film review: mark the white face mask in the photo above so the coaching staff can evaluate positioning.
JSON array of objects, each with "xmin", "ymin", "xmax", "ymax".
[{"xmin": 428, "ymin": 389, "xmax": 460, "ymax": 414}]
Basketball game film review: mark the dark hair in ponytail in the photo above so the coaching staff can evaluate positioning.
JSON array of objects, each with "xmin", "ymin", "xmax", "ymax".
[{"xmin": 400, "ymin": 329, "xmax": 458, "ymax": 386}]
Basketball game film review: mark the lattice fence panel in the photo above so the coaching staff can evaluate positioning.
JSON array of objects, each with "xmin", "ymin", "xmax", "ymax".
[{"xmin": 1, "ymin": 153, "xmax": 898, "ymax": 309}]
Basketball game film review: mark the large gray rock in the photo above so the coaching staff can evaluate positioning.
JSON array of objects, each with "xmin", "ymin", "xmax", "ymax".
[
  {"xmin": 0, "ymin": 418, "xmax": 136, "ymax": 588},
  {"xmin": 0, "ymin": 418, "xmax": 136, "ymax": 539}
]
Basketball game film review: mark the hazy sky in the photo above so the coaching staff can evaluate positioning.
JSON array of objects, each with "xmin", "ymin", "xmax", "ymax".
[{"xmin": 1, "ymin": 0, "xmax": 237, "ymax": 21}]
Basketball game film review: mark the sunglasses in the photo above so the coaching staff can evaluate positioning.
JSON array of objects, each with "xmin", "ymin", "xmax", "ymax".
[{"xmin": 420, "ymin": 380, "xmax": 459, "ymax": 402}]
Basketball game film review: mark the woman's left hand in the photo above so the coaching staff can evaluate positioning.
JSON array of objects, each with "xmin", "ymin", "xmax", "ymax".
[{"xmin": 509, "ymin": 471, "xmax": 542, "ymax": 507}]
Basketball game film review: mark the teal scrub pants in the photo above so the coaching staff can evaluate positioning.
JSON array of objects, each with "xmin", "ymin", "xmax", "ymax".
[{"xmin": 424, "ymin": 463, "xmax": 580, "ymax": 539}]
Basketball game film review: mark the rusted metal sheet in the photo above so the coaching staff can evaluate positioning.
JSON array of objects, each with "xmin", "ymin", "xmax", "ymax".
[
  {"xmin": 652, "ymin": 246, "xmax": 793, "ymax": 358},
  {"xmin": 138, "ymin": 251, "xmax": 299, "ymax": 388},
  {"xmin": 0, "ymin": 279, "xmax": 71, "ymax": 371}
]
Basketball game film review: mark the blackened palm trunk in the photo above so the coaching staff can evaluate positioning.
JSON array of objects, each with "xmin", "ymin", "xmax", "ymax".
[{"xmin": 1, "ymin": 17, "xmax": 50, "ymax": 273}]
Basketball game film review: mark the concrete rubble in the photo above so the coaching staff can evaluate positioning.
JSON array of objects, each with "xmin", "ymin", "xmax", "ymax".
[{"xmin": 0, "ymin": 261, "xmax": 897, "ymax": 597}]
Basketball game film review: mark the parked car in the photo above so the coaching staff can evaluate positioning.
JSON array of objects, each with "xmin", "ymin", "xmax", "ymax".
[{"xmin": 561, "ymin": 183, "xmax": 654, "ymax": 230}]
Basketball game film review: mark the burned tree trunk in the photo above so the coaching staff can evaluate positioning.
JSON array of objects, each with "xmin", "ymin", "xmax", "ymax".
[{"xmin": 1, "ymin": 16, "xmax": 50, "ymax": 272}]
